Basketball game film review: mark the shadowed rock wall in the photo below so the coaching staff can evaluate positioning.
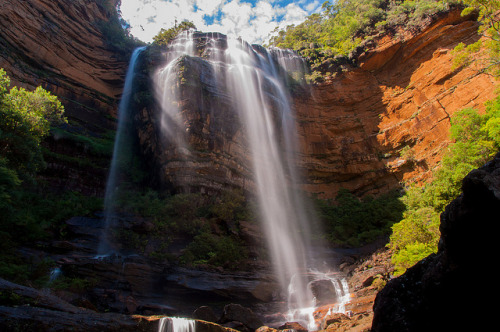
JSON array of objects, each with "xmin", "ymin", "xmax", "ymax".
[{"xmin": 371, "ymin": 151, "xmax": 499, "ymax": 331}]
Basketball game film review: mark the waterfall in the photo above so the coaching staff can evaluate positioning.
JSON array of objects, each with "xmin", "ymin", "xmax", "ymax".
[
  {"xmin": 158, "ymin": 317, "xmax": 195, "ymax": 332},
  {"xmin": 98, "ymin": 46, "xmax": 146, "ymax": 255},
  {"xmin": 151, "ymin": 31, "xmax": 350, "ymax": 329},
  {"xmin": 154, "ymin": 31, "xmax": 196, "ymax": 156},
  {"xmin": 224, "ymin": 38, "xmax": 314, "ymax": 314}
]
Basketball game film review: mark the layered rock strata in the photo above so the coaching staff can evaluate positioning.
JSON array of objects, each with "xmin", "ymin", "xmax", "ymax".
[
  {"xmin": 0, "ymin": 0, "xmax": 128, "ymax": 195},
  {"xmin": 0, "ymin": 0, "xmax": 126, "ymax": 124},
  {"xmin": 137, "ymin": 9, "xmax": 497, "ymax": 199},
  {"xmin": 295, "ymin": 8, "xmax": 497, "ymax": 198}
]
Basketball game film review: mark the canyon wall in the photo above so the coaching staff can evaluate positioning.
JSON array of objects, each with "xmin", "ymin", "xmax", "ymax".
[
  {"xmin": 137, "ymin": 9, "xmax": 497, "ymax": 199},
  {"xmin": 0, "ymin": 2, "xmax": 497, "ymax": 199},
  {"xmin": 0, "ymin": 0, "xmax": 128, "ymax": 195},
  {"xmin": 296, "ymin": 8, "xmax": 497, "ymax": 199}
]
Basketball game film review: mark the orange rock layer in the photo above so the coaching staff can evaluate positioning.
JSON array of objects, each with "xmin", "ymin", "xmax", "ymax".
[
  {"xmin": 0, "ymin": 0, "xmax": 126, "ymax": 128},
  {"xmin": 295, "ymin": 9, "xmax": 497, "ymax": 199}
]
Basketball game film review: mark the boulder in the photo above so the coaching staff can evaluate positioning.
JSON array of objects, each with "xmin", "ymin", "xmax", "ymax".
[
  {"xmin": 277, "ymin": 321, "xmax": 307, "ymax": 332},
  {"xmin": 220, "ymin": 304, "xmax": 264, "ymax": 331},
  {"xmin": 320, "ymin": 313, "xmax": 350, "ymax": 330},
  {"xmin": 193, "ymin": 306, "xmax": 218, "ymax": 323},
  {"xmin": 309, "ymin": 279, "xmax": 338, "ymax": 306}
]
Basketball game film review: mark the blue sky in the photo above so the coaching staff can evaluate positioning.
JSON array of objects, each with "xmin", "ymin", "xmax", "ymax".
[{"xmin": 119, "ymin": 0, "xmax": 323, "ymax": 44}]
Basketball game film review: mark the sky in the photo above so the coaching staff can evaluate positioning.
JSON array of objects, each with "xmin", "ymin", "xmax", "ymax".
[{"xmin": 119, "ymin": 0, "xmax": 323, "ymax": 45}]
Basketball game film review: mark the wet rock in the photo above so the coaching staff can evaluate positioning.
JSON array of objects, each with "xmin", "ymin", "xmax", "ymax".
[
  {"xmin": 0, "ymin": 278, "xmax": 81, "ymax": 314},
  {"xmin": 220, "ymin": 304, "xmax": 264, "ymax": 331},
  {"xmin": 309, "ymin": 279, "xmax": 338, "ymax": 306},
  {"xmin": 0, "ymin": 306, "xmax": 141, "ymax": 332},
  {"xmin": 195, "ymin": 319, "xmax": 241, "ymax": 332},
  {"xmin": 277, "ymin": 321, "xmax": 307, "ymax": 332},
  {"xmin": 193, "ymin": 306, "xmax": 218, "ymax": 323}
]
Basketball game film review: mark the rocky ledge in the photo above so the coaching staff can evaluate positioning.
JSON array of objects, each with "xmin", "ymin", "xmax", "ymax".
[{"xmin": 0, "ymin": 276, "xmax": 241, "ymax": 332}]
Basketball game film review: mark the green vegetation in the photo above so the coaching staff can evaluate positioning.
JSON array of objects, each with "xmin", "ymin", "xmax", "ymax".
[
  {"xmin": 389, "ymin": 98, "xmax": 500, "ymax": 275},
  {"xmin": 152, "ymin": 21, "xmax": 197, "ymax": 46},
  {"xmin": 96, "ymin": 0, "xmax": 145, "ymax": 56},
  {"xmin": 51, "ymin": 127, "xmax": 115, "ymax": 157},
  {"xmin": 0, "ymin": 69, "xmax": 66, "ymax": 180},
  {"xmin": 453, "ymin": 0, "xmax": 500, "ymax": 76},
  {"xmin": 315, "ymin": 189, "xmax": 405, "ymax": 247},
  {"xmin": 387, "ymin": 0, "xmax": 500, "ymax": 276},
  {"xmin": 0, "ymin": 69, "xmax": 103, "ymax": 284},
  {"xmin": 268, "ymin": 0, "xmax": 456, "ymax": 78},
  {"xmin": 111, "ymin": 188, "xmax": 251, "ymax": 269}
]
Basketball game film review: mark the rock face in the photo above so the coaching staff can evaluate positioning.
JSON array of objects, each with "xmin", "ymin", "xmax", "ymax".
[
  {"xmin": 136, "ymin": 9, "xmax": 497, "ymax": 198},
  {"xmin": 1, "ymin": 2, "xmax": 496, "ymax": 199},
  {"xmin": 295, "ymin": 8, "xmax": 497, "ymax": 198},
  {"xmin": 135, "ymin": 40, "xmax": 253, "ymax": 194},
  {"xmin": 371, "ymin": 152, "xmax": 500, "ymax": 331},
  {"xmin": 0, "ymin": 277, "xmax": 240, "ymax": 332},
  {"xmin": 0, "ymin": 0, "xmax": 128, "ymax": 195},
  {"xmin": 0, "ymin": 0, "xmax": 126, "ymax": 119}
]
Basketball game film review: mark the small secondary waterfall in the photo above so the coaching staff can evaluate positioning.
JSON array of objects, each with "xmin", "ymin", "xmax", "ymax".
[
  {"xmin": 98, "ymin": 46, "xmax": 146, "ymax": 255},
  {"xmin": 158, "ymin": 317, "xmax": 195, "ymax": 332}
]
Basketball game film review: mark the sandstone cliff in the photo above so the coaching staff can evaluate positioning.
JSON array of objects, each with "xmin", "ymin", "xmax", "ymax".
[
  {"xmin": 0, "ymin": 0, "xmax": 129, "ymax": 195},
  {"xmin": 0, "ymin": 0, "xmax": 126, "ymax": 123},
  {"xmin": 296, "ymin": 8, "xmax": 497, "ymax": 199},
  {"xmin": 135, "ymin": 9, "xmax": 497, "ymax": 199}
]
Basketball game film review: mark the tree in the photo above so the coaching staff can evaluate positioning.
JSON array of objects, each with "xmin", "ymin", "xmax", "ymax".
[
  {"xmin": 389, "ymin": 96, "xmax": 500, "ymax": 275},
  {"xmin": 0, "ymin": 68, "xmax": 66, "ymax": 179},
  {"xmin": 152, "ymin": 20, "xmax": 196, "ymax": 46},
  {"xmin": 453, "ymin": 0, "xmax": 500, "ymax": 75}
]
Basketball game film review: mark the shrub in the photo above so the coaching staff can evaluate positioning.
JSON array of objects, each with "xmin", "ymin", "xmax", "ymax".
[
  {"xmin": 181, "ymin": 232, "xmax": 247, "ymax": 269},
  {"xmin": 389, "ymin": 95, "xmax": 500, "ymax": 275},
  {"xmin": 152, "ymin": 21, "xmax": 196, "ymax": 46},
  {"xmin": 315, "ymin": 189, "xmax": 405, "ymax": 247},
  {"xmin": 0, "ymin": 69, "xmax": 66, "ymax": 180}
]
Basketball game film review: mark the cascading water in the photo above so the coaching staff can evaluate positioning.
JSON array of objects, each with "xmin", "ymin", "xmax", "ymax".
[
  {"xmin": 158, "ymin": 317, "xmax": 195, "ymax": 332},
  {"xmin": 151, "ymin": 31, "xmax": 350, "ymax": 329},
  {"xmin": 224, "ymin": 38, "xmax": 315, "ymax": 318},
  {"xmin": 154, "ymin": 31, "xmax": 196, "ymax": 156},
  {"xmin": 97, "ymin": 46, "xmax": 146, "ymax": 256}
]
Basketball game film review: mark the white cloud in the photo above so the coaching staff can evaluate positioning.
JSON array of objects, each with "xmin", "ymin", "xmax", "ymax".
[{"xmin": 119, "ymin": 0, "xmax": 318, "ymax": 44}]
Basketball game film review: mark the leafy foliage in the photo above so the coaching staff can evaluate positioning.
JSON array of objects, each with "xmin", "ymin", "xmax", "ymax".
[
  {"xmin": 0, "ymin": 69, "xmax": 66, "ymax": 180},
  {"xmin": 113, "ymin": 188, "xmax": 251, "ymax": 268},
  {"xmin": 152, "ymin": 21, "xmax": 197, "ymax": 46},
  {"xmin": 268, "ymin": 0, "xmax": 455, "ymax": 62},
  {"xmin": 389, "ymin": 96, "xmax": 500, "ymax": 275},
  {"xmin": 0, "ymin": 69, "xmax": 104, "ymax": 285},
  {"xmin": 315, "ymin": 189, "xmax": 405, "ymax": 247},
  {"xmin": 452, "ymin": 0, "xmax": 500, "ymax": 75},
  {"xmin": 181, "ymin": 232, "xmax": 247, "ymax": 269}
]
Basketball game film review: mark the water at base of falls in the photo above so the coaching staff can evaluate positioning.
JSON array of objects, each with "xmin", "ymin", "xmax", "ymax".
[
  {"xmin": 158, "ymin": 317, "xmax": 196, "ymax": 332},
  {"xmin": 286, "ymin": 270, "xmax": 351, "ymax": 330}
]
